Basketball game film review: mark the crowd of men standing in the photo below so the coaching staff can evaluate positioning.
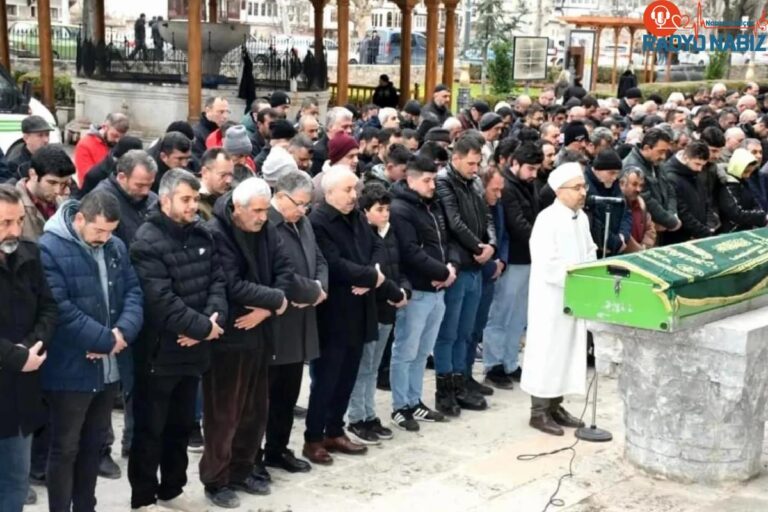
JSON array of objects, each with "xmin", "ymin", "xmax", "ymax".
[{"xmin": 2, "ymin": 74, "xmax": 768, "ymax": 512}]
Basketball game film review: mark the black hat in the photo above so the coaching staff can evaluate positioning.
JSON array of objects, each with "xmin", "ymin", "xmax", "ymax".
[
  {"xmin": 592, "ymin": 149, "xmax": 623, "ymax": 171},
  {"xmin": 404, "ymin": 100, "xmax": 422, "ymax": 116},
  {"xmin": 434, "ymin": 84, "xmax": 449, "ymax": 94},
  {"xmin": 471, "ymin": 101, "xmax": 491, "ymax": 115},
  {"xmin": 564, "ymin": 97, "xmax": 582, "ymax": 108},
  {"xmin": 563, "ymin": 122, "xmax": 589, "ymax": 146},
  {"xmin": 166, "ymin": 120, "xmax": 194, "ymax": 140},
  {"xmin": 269, "ymin": 119, "xmax": 297, "ymax": 140},
  {"xmin": 424, "ymin": 127, "xmax": 451, "ymax": 144},
  {"xmin": 22, "ymin": 115, "xmax": 53, "ymax": 134},
  {"xmin": 380, "ymin": 74, "xmax": 390, "ymax": 82},
  {"xmin": 269, "ymin": 91, "xmax": 291, "ymax": 108},
  {"xmin": 111, "ymin": 136, "xmax": 143, "ymax": 158},
  {"xmin": 625, "ymin": 87, "xmax": 643, "ymax": 99},
  {"xmin": 479, "ymin": 112, "xmax": 503, "ymax": 131}
]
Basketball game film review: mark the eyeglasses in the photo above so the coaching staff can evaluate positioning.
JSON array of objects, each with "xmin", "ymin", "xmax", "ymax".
[
  {"xmin": 560, "ymin": 184, "xmax": 587, "ymax": 192},
  {"xmin": 285, "ymin": 193, "xmax": 310, "ymax": 211}
]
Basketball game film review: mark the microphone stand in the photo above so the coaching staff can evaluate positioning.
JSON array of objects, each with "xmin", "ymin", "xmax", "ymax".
[{"xmin": 575, "ymin": 201, "xmax": 613, "ymax": 443}]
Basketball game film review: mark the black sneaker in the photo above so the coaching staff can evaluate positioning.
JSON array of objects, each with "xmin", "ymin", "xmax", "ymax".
[
  {"xmin": 293, "ymin": 405, "xmax": 308, "ymax": 418},
  {"xmin": 365, "ymin": 418, "xmax": 393, "ymax": 440},
  {"xmin": 507, "ymin": 367, "xmax": 522, "ymax": 382},
  {"xmin": 347, "ymin": 421, "xmax": 381, "ymax": 445},
  {"xmin": 391, "ymin": 407, "xmax": 419, "ymax": 432},
  {"xmin": 205, "ymin": 486, "xmax": 241, "ymax": 508},
  {"xmin": 412, "ymin": 401, "xmax": 446, "ymax": 422},
  {"xmin": 98, "ymin": 452, "xmax": 121, "ymax": 479},
  {"xmin": 485, "ymin": 365, "xmax": 515, "ymax": 390},
  {"xmin": 231, "ymin": 474, "xmax": 271, "ymax": 495},
  {"xmin": 466, "ymin": 375, "xmax": 494, "ymax": 396},
  {"xmin": 25, "ymin": 486, "xmax": 37, "ymax": 505},
  {"xmin": 188, "ymin": 422, "xmax": 204, "ymax": 453}
]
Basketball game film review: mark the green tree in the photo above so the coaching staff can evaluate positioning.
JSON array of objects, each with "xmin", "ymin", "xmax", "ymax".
[
  {"xmin": 488, "ymin": 40, "xmax": 514, "ymax": 95},
  {"xmin": 472, "ymin": 0, "xmax": 527, "ymax": 94}
]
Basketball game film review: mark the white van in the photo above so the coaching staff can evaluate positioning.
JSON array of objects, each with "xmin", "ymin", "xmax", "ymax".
[{"xmin": 0, "ymin": 64, "xmax": 61, "ymax": 155}]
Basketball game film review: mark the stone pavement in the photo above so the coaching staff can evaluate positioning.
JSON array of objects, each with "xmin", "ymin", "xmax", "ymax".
[{"xmin": 25, "ymin": 365, "xmax": 768, "ymax": 512}]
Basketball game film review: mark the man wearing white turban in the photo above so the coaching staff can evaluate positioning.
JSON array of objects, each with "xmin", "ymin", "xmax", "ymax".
[{"xmin": 520, "ymin": 163, "xmax": 598, "ymax": 436}]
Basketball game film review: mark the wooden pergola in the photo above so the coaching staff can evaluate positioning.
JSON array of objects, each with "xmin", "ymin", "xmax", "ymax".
[
  {"xmin": 0, "ymin": 0, "xmax": 454, "ymax": 121},
  {"xmin": 559, "ymin": 16, "xmax": 654, "ymax": 89}
]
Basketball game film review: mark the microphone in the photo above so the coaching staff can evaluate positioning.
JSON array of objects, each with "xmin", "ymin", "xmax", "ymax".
[{"xmin": 586, "ymin": 195, "xmax": 625, "ymax": 207}]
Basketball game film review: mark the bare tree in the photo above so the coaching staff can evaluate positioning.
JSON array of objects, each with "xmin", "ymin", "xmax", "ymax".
[{"xmin": 349, "ymin": 0, "xmax": 378, "ymax": 40}]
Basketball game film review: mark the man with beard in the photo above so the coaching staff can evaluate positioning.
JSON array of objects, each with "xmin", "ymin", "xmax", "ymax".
[
  {"xmin": 202, "ymin": 178, "xmax": 297, "ymax": 507},
  {"xmin": 619, "ymin": 167, "xmax": 656, "ymax": 252},
  {"xmin": 535, "ymin": 141, "xmax": 556, "ymax": 195},
  {"xmin": 483, "ymin": 143, "xmax": 542, "ymax": 389},
  {"xmin": 6, "ymin": 116, "xmax": 53, "ymax": 182},
  {"xmin": 197, "ymin": 148, "xmax": 234, "ymax": 221},
  {"xmin": 129, "ymin": 169, "xmax": 228, "ymax": 512},
  {"xmin": 663, "ymin": 140, "xmax": 715, "ymax": 244},
  {"xmin": 74, "ymin": 113, "xmax": 130, "ymax": 185},
  {"xmin": 39, "ymin": 191, "xmax": 143, "ymax": 510},
  {"xmin": 421, "ymin": 85, "xmax": 453, "ymax": 126},
  {"xmin": 357, "ymin": 126, "xmax": 381, "ymax": 174},
  {"xmin": 521, "ymin": 163, "xmax": 596, "ymax": 436},
  {"xmin": 79, "ymin": 137, "xmax": 144, "ymax": 198},
  {"xmin": 148, "ymin": 132, "xmax": 193, "ymax": 193},
  {"xmin": 457, "ymin": 101, "xmax": 490, "ymax": 132},
  {"xmin": 16, "ymin": 145, "xmax": 75, "ymax": 241},
  {"xmin": 0, "ymin": 184, "xmax": 57, "ymax": 511}
]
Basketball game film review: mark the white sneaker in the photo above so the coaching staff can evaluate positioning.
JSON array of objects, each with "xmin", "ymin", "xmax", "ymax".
[
  {"xmin": 131, "ymin": 505, "xmax": 178, "ymax": 512},
  {"xmin": 158, "ymin": 493, "xmax": 202, "ymax": 512}
]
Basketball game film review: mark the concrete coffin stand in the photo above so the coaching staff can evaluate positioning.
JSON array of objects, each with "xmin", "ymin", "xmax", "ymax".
[
  {"xmin": 73, "ymin": 79, "xmax": 332, "ymax": 140},
  {"xmin": 589, "ymin": 302, "xmax": 768, "ymax": 483}
]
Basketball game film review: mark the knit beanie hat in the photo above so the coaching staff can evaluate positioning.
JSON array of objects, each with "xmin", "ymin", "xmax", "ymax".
[
  {"xmin": 270, "ymin": 119, "xmax": 297, "ymax": 140},
  {"xmin": 404, "ymin": 100, "xmax": 422, "ymax": 116},
  {"xmin": 165, "ymin": 121, "xmax": 195, "ymax": 141},
  {"xmin": 471, "ymin": 101, "xmax": 491, "ymax": 115},
  {"xmin": 625, "ymin": 87, "xmax": 643, "ymax": 99},
  {"xmin": 592, "ymin": 149, "xmax": 623, "ymax": 171},
  {"xmin": 112, "ymin": 136, "xmax": 144, "ymax": 158},
  {"xmin": 563, "ymin": 122, "xmax": 589, "ymax": 146},
  {"xmin": 328, "ymin": 133, "xmax": 358, "ymax": 165},
  {"xmin": 479, "ymin": 112, "xmax": 503, "ymax": 131},
  {"xmin": 262, "ymin": 146, "xmax": 299, "ymax": 186},
  {"xmin": 223, "ymin": 125, "xmax": 252, "ymax": 156},
  {"xmin": 424, "ymin": 127, "xmax": 451, "ymax": 144}
]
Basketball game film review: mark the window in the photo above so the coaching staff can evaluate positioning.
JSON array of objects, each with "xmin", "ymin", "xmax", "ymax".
[
  {"xmin": 260, "ymin": 2, "xmax": 265, "ymax": 16},
  {"xmin": 30, "ymin": 6, "xmax": 35, "ymax": 17},
  {"xmin": 247, "ymin": 2, "xmax": 253, "ymax": 15},
  {"xmin": 51, "ymin": 7, "xmax": 59, "ymax": 19},
  {"xmin": 6, "ymin": 5, "xmax": 16, "ymax": 16},
  {"xmin": 386, "ymin": 12, "xmax": 392, "ymax": 27}
]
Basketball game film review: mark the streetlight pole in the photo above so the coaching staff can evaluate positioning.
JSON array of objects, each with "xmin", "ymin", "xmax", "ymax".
[{"xmin": 463, "ymin": 0, "xmax": 472, "ymax": 53}]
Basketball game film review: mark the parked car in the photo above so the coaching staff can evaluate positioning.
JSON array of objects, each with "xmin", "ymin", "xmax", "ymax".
[
  {"xmin": 0, "ymin": 63, "xmax": 61, "ymax": 154},
  {"xmin": 678, "ymin": 49, "xmax": 709, "ymax": 66},
  {"xmin": 730, "ymin": 51, "xmax": 768, "ymax": 66},
  {"xmin": 8, "ymin": 21, "xmax": 79, "ymax": 61},
  {"xmin": 597, "ymin": 44, "xmax": 644, "ymax": 68},
  {"xmin": 362, "ymin": 29, "xmax": 442, "ymax": 65}
]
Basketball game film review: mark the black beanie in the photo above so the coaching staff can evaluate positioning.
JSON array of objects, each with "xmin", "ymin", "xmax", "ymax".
[
  {"xmin": 269, "ymin": 119, "xmax": 297, "ymax": 140},
  {"xmin": 625, "ymin": 87, "xmax": 643, "ymax": 99},
  {"xmin": 592, "ymin": 149, "xmax": 623, "ymax": 171},
  {"xmin": 166, "ymin": 121, "xmax": 195, "ymax": 141},
  {"xmin": 112, "ymin": 136, "xmax": 143, "ymax": 158},
  {"xmin": 404, "ymin": 100, "xmax": 422, "ymax": 116},
  {"xmin": 563, "ymin": 122, "xmax": 589, "ymax": 146}
]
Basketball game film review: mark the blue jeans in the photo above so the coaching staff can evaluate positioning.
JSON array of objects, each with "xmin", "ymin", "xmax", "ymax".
[
  {"xmin": 347, "ymin": 323, "xmax": 393, "ymax": 423},
  {"xmin": 390, "ymin": 290, "xmax": 446, "ymax": 411},
  {"xmin": 483, "ymin": 264, "xmax": 530, "ymax": 373},
  {"xmin": 0, "ymin": 433, "xmax": 31, "ymax": 512},
  {"xmin": 434, "ymin": 269, "xmax": 483, "ymax": 375},
  {"xmin": 468, "ymin": 277, "xmax": 496, "ymax": 373}
]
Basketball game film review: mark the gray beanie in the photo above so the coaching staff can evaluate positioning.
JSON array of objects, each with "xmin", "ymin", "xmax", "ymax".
[
  {"xmin": 223, "ymin": 125, "xmax": 252, "ymax": 156},
  {"xmin": 262, "ymin": 146, "xmax": 298, "ymax": 185}
]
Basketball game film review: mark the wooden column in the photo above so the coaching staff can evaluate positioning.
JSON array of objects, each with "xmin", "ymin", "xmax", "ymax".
[
  {"xmin": 209, "ymin": 0, "xmax": 218, "ymax": 23},
  {"xmin": 37, "ymin": 0, "xmax": 55, "ymax": 113},
  {"xmin": 611, "ymin": 27, "xmax": 621, "ymax": 90},
  {"xmin": 442, "ymin": 0, "xmax": 458, "ymax": 89},
  {"xmin": 394, "ymin": 0, "xmax": 415, "ymax": 107},
  {"xmin": 590, "ymin": 26, "xmax": 602, "ymax": 92},
  {"xmin": 336, "ymin": 0, "xmax": 350, "ymax": 105},
  {"xmin": 188, "ymin": 0, "xmax": 203, "ymax": 123},
  {"xmin": 313, "ymin": 0, "xmax": 325, "ymax": 56},
  {"xmin": 424, "ymin": 0, "xmax": 439, "ymax": 101},
  {"xmin": 94, "ymin": 0, "xmax": 105, "ymax": 43},
  {"xmin": 0, "ymin": 0, "xmax": 10, "ymax": 71}
]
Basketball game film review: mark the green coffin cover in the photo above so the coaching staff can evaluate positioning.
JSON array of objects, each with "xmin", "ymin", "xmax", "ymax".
[{"xmin": 564, "ymin": 228, "xmax": 768, "ymax": 331}]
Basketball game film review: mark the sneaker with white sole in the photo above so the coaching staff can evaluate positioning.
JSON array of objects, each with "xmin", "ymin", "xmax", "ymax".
[
  {"xmin": 412, "ymin": 401, "xmax": 446, "ymax": 422},
  {"xmin": 347, "ymin": 421, "xmax": 381, "ymax": 445},
  {"xmin": 365, "ymin": 417, "xmax": 394, "ymax": 440},
  {"xmin": 158, "ymin": 493, "xmax": 200, "ymax": 512},
  {"xmin": 391, "ymin": 407, "xmax": 419, "ymax": 432}
]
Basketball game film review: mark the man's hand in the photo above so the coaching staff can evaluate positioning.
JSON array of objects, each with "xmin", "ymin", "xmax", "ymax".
[
  {"xmin": 670, "ymin": 218, "xmax": 683, "ymax": 232},
  {"xmin": 276, "ymin": 297, "xmax": 289, "ymax": 316},
  {"xmin": 492, "ymin": 260, "xmax": 504, "ymax": 280},
  {"xmin": 21, "ymin": 341, "xmax": 46, "ymax": 372},
  {"xmin": 177, "ymin": 336, "xmax": 201, "ymax": 347},
  {"xmin": 313, "ymin": 285, "xmax": 328, "ymax": 306},
  {"xmin": 388, "ymin": 289, "xmax": 409, "ymax": 308},
  {"xmin": 111, "ymin": 328, "xmax": 128, "ymax": 355},
  {"xmin": 375, "ymin": 263, "xmax": 385, "ymax": 288},
  {"xmin": 235, "ymin": 307, "xmax": 271, "ymax": 330},
  {"xmin": 474, "ymin": 243, "xmax": 495, "ymax": 265},
  {"xmin": 444, "ymin": 263, "xmax": 457, "ymax": 288},
  {"xmin": 351, "ymin": 286, "xmax": 370, "ymax": 295},
  {"xmin": 205, "ymin": 312, "xmax": 225, "ymax": 340}
]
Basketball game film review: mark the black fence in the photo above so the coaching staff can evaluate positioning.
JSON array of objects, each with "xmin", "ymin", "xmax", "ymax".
[{"xmin": 74, "ymin": 28, "xmax": 328, "ymax": 91}]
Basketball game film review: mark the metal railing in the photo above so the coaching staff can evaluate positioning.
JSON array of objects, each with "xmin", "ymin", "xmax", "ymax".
[{"xmin": 329, "ymin": 82, "xmax": 421, "ymax": 109}]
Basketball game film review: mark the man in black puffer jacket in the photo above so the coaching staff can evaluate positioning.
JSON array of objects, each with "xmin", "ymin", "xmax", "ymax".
[
  {"xmin": 128, "ymin": 169, "xmax": 228, "ymax": 512},
  {"xmin": 584, "ymin": 149, "xmax": 632, "ymax": 257},
  {"xmin": 389, "ymin": 156, "xmax": 458, "ymax": 423},
  {"xmin": 663, "ymin": 141, "xmax": 715, "ymax": 245},
  {"xmin": 434, "ymin": 132, "xmax": 496, "ymax": 413},
  {"xmin": 201, "ymin": 178, "xmax": 296, "ymax": 507}
]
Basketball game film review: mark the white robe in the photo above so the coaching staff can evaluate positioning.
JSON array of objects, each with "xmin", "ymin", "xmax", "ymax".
[{"xmin": 520, "ymin": 199, "xmax": 597, "ymax": 398}]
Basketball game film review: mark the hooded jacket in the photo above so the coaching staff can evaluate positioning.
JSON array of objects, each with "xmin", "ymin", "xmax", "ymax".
[
  {"xmin": 663, "ymin": 153, "xmax": 713, "ymax": 244},
  {"xmin": 363, "ymin": 164, "xmax": 392, "ymax": 189},
  {"xmin": 38, "ymin": 200, "xmax": 143, "ymax": 392},
  {"xmin": 130, "ymin": 210, "xmax": 228, "ymax": 376},
  {"xmin": 718, "ymin": 149, "xmax": 767, "ymax": 232},
  {"xmin": 389, "ymin": 180, "xmax": 453, "ymax": 292},
  {"xmin": 0, "ymin": 240, "xmax": 57, "ymax": 438},
  {"xmin": 206, "ymin": 194, "xmax": 295, "ymax": 354},
  {"xmin": 584, "ymin": 168, "xmax": 632, "ymax": 256},
  {"xmin": 74, "ymin": 126, "xmax": 111, "ymax": 184}
]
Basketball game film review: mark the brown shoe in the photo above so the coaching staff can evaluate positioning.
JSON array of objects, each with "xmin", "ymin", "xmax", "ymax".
[
  {"xmin": 323, "ymin": 434, "xmax": 368, "ymax": 455},
  {"xmin": 302, "ymin": 442, "xmax": 333, "ymax": 465},
  {"xmin": 529, "ymin": 414, "xmax": 564, "ymax": 436},
  {"xmin": 551, "ymin": 406, "xmax": 585, "ymax": 428}
]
